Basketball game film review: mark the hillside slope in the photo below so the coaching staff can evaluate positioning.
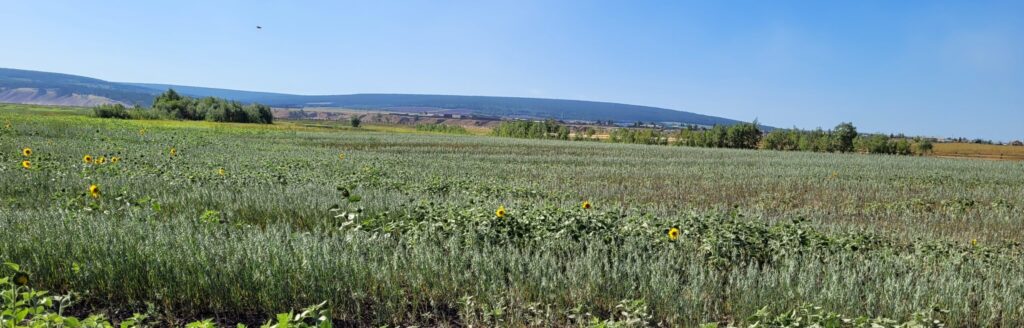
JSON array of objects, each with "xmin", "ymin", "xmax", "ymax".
[
  {"xmin": 1, "ymin": 67, "xmax": 748, "ymax": 126},
  {"xmin": 131, "ymin": 83, "xmax": 744, "ymax": 125},
  {"xmin": 0, "ymin": 68, "xmax": 156, "ymax": 106}
]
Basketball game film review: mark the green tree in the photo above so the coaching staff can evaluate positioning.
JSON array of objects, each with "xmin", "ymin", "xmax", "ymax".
[
  {"xmin": 725, "ymin": 122, "xmax": 762, "ymax": 149},
  {"xmin": 350, "ymin": 115, "xmax": 362, "ymax": 128},
  {"xmin": 833, "ymin": 122, "xmax": 858, "ymax": 153}
]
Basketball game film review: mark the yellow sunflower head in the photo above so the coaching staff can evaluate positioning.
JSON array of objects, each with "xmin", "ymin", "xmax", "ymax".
[
  {"xmin": 217, "ymin": 168, "xmax": 225, "ymax": 175},
  {"xmin": 495, "ymin": 205, "xmax": 506, "ymax": 218},
  {"xmin": 88, "ymin": 184, "xmax": 101, "ymax": 198},
  {"xmin": 338, "ymin": 153, "xmax": 345, "ymax": 160},
  {"xmin": 22, "ymin": 148, "xmax": 32, "ymax": 157},
  {"xmin": 83, "ymin": 154, "xmax": 93, "ymax": 164},
  {"xmin": 581, "ymin": 200, "xmax": 592, "ymax": 210},
  {"xmin": 971, "ymin": 239, "xmax": 978, "ymax": 247},
  {"xmin": 21, "ymin": 160, "xmax": 31, "ymax": 169},
  {"xmin": 169, "ymin": 147, "xmax": 177, "ymax": 157},
  {"xmin": 667, "ymin": 228, "xmax": 680, "ymax": 241},
  {"xmin": 96, "ymin": 156, "xmax": 107, "ymax": 165},
  {"xmin": 139, "ymin": 128, "xmax": 146, "ymax": 136},
  {"xmin": 13, "ymin": 272, "xmax": 29, "ymax": 286},
  {"xmin": 111, "ymin": 156, "xmax": 120, "ymax": 163}
]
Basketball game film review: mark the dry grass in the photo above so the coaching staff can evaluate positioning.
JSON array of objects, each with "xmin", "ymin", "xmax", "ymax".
[{"xmin": 932, "ymin": 142, "xmax": 1024, "ymax": 161}]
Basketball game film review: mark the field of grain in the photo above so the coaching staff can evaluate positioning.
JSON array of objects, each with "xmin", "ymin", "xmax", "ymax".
[
  {"xmin": 932, "ymin": 142, "xmax": 1024, "ymax": 161},
  {"xmin": 2, "ymin": 104, "xmax": 1023, "ymax": 326}
]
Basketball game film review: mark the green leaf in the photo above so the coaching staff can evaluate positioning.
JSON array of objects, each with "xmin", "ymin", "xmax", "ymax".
[
  {"xmin": 64, "ymin": 317, "xmax": 82, "ymax": 328},
  {"xmin": 276, "ymin": 312, "xmax": 291, "ymax": 328}
]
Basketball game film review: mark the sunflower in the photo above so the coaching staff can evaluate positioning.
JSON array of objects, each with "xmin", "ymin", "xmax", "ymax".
[
  {"xmin": 139, "ymin": 128, "xmax": 146, "ymax": 136},
  {"xmin": 169, "ymin": 147, "xmax": 177, "ymax": 157},
  {"xmin": 21, "ymin": 160, "xmax": 31, "ymax": 169},
  {"xmin": 22, "ymin": 147, "xmax": 32, "ymax": 157},
  {"xmin": 217, "ymin": 168, "xmax": 225, "ymax": 175},
  {"xmin": 111, "ymin": 156, "xmax": 121, "ymax": 163},
  {"xmin": 667, "ymin": 228, "xmax": 680, "ymax": 241},
  {"xmin": 338, "ymin": 153, "xmax": 345, "ymax": 160},
  {"xmin": 581, "ymin": 200, "xmax": 592, "ymax": 210},
  {"xmin": 13, "ymin": 272, "xmax": 29, "ymax": 286},
  {"xmin": 96, "ymin": 156, "xmax": 107, "ymax": 165},
  {"xmin": 89, "ymin": 184, "xmax": 101, "ymax": 198},
  {"xmin": 83, "ymin": 154, "xmax": 94, "ymax": 164},
  {"xmin": 495, "ymin": 205, "xmax": 506, "ymax": 218},
  {"xmin": 971, "ymin": 239, "xmax": 978, "ymax": 247}
]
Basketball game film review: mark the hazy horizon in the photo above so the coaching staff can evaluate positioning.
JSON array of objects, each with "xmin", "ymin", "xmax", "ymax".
[{"xmin": 2, "ymin": 1, "xmax": 1022, "ymax": 140}]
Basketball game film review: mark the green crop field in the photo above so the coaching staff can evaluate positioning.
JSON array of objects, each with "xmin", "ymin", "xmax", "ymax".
[{"xmin": 1, "ymin": 104, "xmax": 1023, "ymax": 327}]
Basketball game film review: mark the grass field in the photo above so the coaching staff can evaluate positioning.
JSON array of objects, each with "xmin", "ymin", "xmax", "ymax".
[{"xmin": 2, "ymin": 104, "xmax": 1023, "ymax": 326}]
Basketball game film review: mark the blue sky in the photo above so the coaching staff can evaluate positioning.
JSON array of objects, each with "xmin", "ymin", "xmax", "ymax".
[{"xmin": 2, "ymin": 1, "xmax": 1022, "ymax": 140}]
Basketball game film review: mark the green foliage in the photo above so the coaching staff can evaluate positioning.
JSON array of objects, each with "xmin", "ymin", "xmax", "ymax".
[
  {"xmin": 0, "ymin": 265, "xmax": 332, "ymax": 327},
  {"xmin": 1, "ymin": 106, "xmax": 1023, "ymax": 326},
  {"xmin": 833, "ymin": 122, "xmax": 858, "ymax": 152},
  {"xmin": 727, "ymin": 303, "xmax": 948, "ymax": 328},
  {"xmin": 674, "ymin": 122, "xmax": 761, "ymax": 149},
  {"xmin": 854, "ymin": 134, "xmax": 919, "ymax": 155},
  {"xmin": 92, "ymin": 104, "xmax": 131, "ymax": 119},
  {"xmin": 414, "ymin": 123, "xmax": 468, "ymax": 134},
  {"xmin": 609, "ymin": 128, "xmax": 667, "ymax": 145},
  {"xmin": 349, "ymin": 115, "xmax": 361, "ymax": 128},
  {"xmin": 143, "ymin": 89, "xmax": 273, "ymax": 124},
  {"xmin": 491, "ymin": 119, "xmax": 569, "ymax": 140},
  {"xmin": 761, "ymin": 124, "xmax": 852, "ymax": 153}
]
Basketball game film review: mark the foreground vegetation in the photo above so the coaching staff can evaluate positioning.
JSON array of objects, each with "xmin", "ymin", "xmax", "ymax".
[{"xmin": 1, "ymin": 104, "xmax": 1022, "ymax": 326}]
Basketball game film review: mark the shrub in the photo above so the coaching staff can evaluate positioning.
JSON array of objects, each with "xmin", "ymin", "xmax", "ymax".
[{"xmin": 93, "ymin": 103, "xmax": 131, "ymax": 119}]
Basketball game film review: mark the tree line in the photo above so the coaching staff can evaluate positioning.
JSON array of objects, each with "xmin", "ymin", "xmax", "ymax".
[
  {"xmin": 674, "ymin": 122, "xmax": 764, "ymax": 149},
  {"xmin": 492, "ymin": 119, "xmax": 934, "ymax": 156},
  {"xmin": 94, "ymin": 89, "xmax": 273, "ymax": 124},
  {"xmin": 491, "ymin": 119, "xmax": 570, "ymax": 140}
]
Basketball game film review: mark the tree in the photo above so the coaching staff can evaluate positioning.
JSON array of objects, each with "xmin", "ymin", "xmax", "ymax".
[
  {"xmin": 725, "ymin": 122, "xmax": 762, "ymax": 149},
  {"xmin": 916, "ymin": 140, "xmax": 934, "ymax": 155},
  {"xmin": 350, "ymin": 115, "xmax": 362, "ymax": 128},
  {"xmin": 833, "ymin": 122, "xmax": 858, "ymax": 153}
]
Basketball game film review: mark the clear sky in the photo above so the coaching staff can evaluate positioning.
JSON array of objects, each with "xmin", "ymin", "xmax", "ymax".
[{"xmin": 2, "ymin": 1, "xmax": 1022, "ymax": 140}]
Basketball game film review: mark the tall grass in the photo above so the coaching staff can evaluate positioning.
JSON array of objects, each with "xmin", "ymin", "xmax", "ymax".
[{"xmin": 1, "ymin": 105, "xmax": 1022, "ymax": 326}]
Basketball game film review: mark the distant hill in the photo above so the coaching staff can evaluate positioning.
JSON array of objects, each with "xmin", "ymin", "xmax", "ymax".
[
  {"xmin": 0, "ymin": 68, "xmax": 156, "ymax": 106},
  {"xmin": 1, "ymin": 67, "xmax": 750, "ymax": 126}
]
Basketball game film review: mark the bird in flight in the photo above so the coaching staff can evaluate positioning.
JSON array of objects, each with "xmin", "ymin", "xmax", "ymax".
[{"xmin": 256, "ymin": 25, "xmax": 262, "ymax": 30}]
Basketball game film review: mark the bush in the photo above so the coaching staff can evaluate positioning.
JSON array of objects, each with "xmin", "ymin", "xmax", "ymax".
[{"xmin": 93, "ymin": 104, "xmax": 130, "ymax": 119}]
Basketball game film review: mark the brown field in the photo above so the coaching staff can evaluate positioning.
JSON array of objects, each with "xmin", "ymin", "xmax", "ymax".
[{"xmin": 932, "ymin": 142, "xmax": 1024, "ymax": 161}]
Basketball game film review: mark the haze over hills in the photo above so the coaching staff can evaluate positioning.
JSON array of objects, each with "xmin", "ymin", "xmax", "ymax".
[{"xmin": 0, "ymin": 67, "xmax": 747, "ymax": 126}]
